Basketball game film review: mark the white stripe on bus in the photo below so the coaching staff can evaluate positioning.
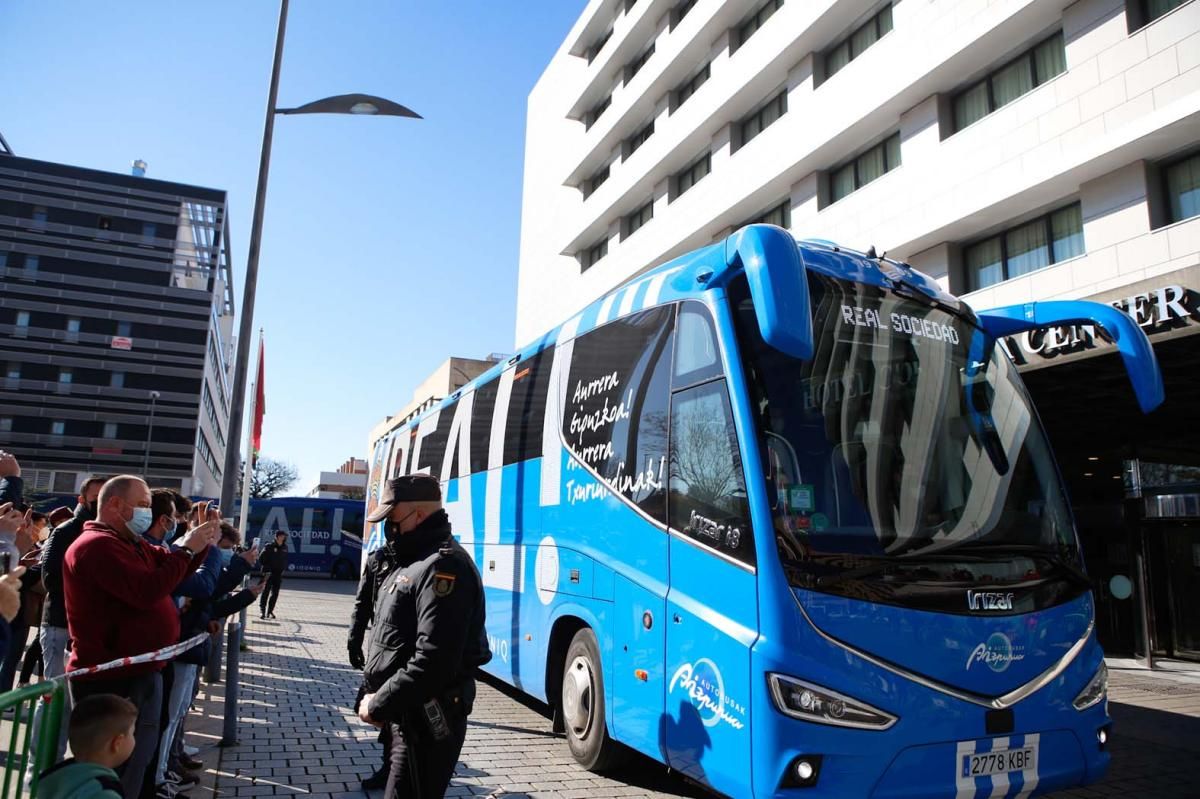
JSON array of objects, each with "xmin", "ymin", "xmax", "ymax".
[
  {"xmin": 484, "ymin": 366, "xmax": 516, "ymax": 590},
  {"xmin": 441, "ymin": 390, "xmax": 475, "ymax": 551},
  {"xmin": 986, "ymin": 737, "xmax": 1009, "ymax": 799},
  {"xmin": 617, "ymin": 282, "xmax": 639, "ymax": 317},
  {"xmin": 596, "ymin": 292, "xmax": 618, "ymax": 326},
  {"xmin": 541, "ymin": 337, "xmax": 575, "ymax": 508},
  {"xmin": 955, "ymin": 740, "xmax": 979, "ymax": 799},
  {"xmin": 642, "ymin": 270, "xmax": 671, "ymax": 309}
]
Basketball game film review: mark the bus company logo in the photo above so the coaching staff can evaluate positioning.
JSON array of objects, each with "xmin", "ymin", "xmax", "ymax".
[
  {"xmin": 669, "ymin": 658, "xmax": 746, "ymax": 730},
  {"xmin": 965, "ymin": 632, "xmax": 1026, "ymax": 673},
  {"xmin": 966, "ymin": 590, "xmax": 1015, "ymax": 612}
]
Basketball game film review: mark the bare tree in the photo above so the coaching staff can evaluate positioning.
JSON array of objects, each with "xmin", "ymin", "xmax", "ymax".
[{"xmin": 241, "ymin": 457, "xmax": 300, "ymax": 499}]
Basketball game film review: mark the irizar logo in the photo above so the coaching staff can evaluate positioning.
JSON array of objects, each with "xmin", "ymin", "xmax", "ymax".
[
  {"xmin": 967, "ymin": 590, "xmax": 1015, "ymax": 612},
  {"xmin": 966, "ymin": 632, "xmax": 1026, "ymax": 672}
]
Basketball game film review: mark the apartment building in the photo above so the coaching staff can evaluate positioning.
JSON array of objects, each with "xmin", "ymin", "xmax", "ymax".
[
  {"xmin": 517, "ymin": 0, "xmax": 1200, "ymax": 659},
  {"xmin": 0, "ymin": 153, "xmax": 236, "ymax": 497}
]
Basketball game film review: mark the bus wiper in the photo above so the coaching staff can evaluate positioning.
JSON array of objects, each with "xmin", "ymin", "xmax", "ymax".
[
  {"xmin": 937, "ymin": 542, "xmax": 1092, "ymax": 590},
  {"xmin": 815, "ymin": 560, "xmax": 891, "ymax": 588}
]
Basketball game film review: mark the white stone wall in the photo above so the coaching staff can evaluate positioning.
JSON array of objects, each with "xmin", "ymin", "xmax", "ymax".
[{"xmin": 516, "ymin": 0, "xmax": 1200, "ymax": 343}]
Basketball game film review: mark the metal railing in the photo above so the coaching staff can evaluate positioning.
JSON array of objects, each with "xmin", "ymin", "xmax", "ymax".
[{"xmin": 0, "ymin": 681, "xmax": 65, "ymax": 799}]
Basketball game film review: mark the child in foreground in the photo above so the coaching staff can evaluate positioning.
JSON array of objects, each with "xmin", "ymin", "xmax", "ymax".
[{"xmin": 40, "ymin": 694, "xmax": 137, "ymax": 798}]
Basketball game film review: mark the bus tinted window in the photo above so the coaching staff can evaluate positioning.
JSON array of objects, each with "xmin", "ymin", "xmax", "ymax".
[
  {"xmin": 504, "ymin": 346, "xmax": 555, "ymax": 465},
  {"xmin": 669, "ymin": 378, "xmax": 754, "ymax": 565},
  {"xmin": 674, "ymin": 301, "xmax": 723, "ymax": 386},
  {"xmin": 415, "ymin": 402, "xmax": 455, "ymax": 475},
  {"xmin": 471, "ymin": 379, "xmax": 498, "ymax": 473},
  {"xmin": 564, "ymin": 306, "xmax": 674, "ymax": 523}
]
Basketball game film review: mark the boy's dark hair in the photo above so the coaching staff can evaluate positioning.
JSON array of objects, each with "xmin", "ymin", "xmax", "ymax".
[
  {"xmin": 150, "ymin": 488, "xmax": 177, "ymax": 523},
  {"xmin": 80, "ymin": 476, "xmax": 108, "ymax": 496},
  {"xmin": 68, "ymin": 694, "xmax": 138, "ymax": 758}
]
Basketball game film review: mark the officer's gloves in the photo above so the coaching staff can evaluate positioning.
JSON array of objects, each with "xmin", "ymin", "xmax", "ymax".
[{"xmin": 348, "ymin": 640, "xmax": 365, "ymax": 671}]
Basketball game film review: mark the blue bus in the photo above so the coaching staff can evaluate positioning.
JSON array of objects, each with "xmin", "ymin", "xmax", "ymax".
[
  {"xmin": 364, "ymin": 226, "xmax": 1162, "ymax": 798},
  {"xmin": 235, "ymin": 496, "xmax": 363, "ymax": 579}
]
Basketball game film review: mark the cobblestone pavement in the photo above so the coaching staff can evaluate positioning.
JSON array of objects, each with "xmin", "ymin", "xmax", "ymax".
[{"xmin": 215, "ymin": 581, "xmax": 1200, "ymax": 799}]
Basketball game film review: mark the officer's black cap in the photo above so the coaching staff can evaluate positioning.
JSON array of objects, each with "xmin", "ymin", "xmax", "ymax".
[{"xmin": 366, "ymin": 474, "xmax": 442, "ymax": 523}]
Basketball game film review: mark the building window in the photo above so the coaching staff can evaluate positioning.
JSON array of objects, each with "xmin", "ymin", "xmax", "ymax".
[
  {"xmin": 67, "ymin": 318, "xmax": 81, "ymax": 333},
  {"xmin": 32, "ymin": 206, "xmax": 48, "ymax": 230},
  {"xmin": 737, "ymin": 91, "xmax": 787, "ymax": 151},
  {"xmin": 672, "ymin": 62, "xmax": 710, "ymax": 112},
  {"xmin": 1135, "ymin": 0, "xmax": 1189, "ymax": 29},
  {"xmin": 583, "ymin": 164, "xmax": 610, "ymax": 199},
  {"xmin": 23, "ymin": 255, "xmax": 38, "ymax": 275},
  {"xmin": 0, "ymin": 418, "xmax": 10, "ymax": 433},
  {"xmin": 51, "ymin": 421, "xmax": 66, "ymax": 436},
  {"xmin": 5, "ymin": 366, "xmax": 19, "ymax": 380},
  {"xmin": 673, "ymin": 152, "xmax": 712, "ymax": 200},
  {"xmin": 116, "ymin": 320, "xmax": 132, "ymax": 337},
  {"xmin": 141, "ymin": 222, "xmax": 157, "ymax": 244},
  {"xmin": 734, "ymin": 0, "xmax": 784, "ymax": 51},
  {"xmin": 585, "ymin": 93, "xmax": 612, "ymax": 131},
  {"xmin": 625, "ymin": 43, "xmax": 655, "ymax": 85},
  {"xmin": 829, "ymin": 132, "xmax": 901, "ymax": 203},
  {"xmin": 624, "ymin": 200, "xmax": 654, "ymax": 239},
  {"xmin": 744, "ymin": 200, "xmax": 792, "ymax": 229},
  {"xmin": 103, "ymin": 422, "xmax": 118, "ymax": 439},
  {"xmin": 0, "ymin": 252, "xmax": 6, "ymax": 269},
  {"xmin": 624, "ymin": 121, "xmax": 655, "ymax": 160},
  {"xmin": 587, "ymin": 28, "xmax": 613, "ymax": 64},
  {"xmin": 965, "ymin": 203, "xmax": 1083, "ymax": 290},
  {"xmin": 59, "ymin": 369, "xmax": 72, "ymax": 384},
  {"xmin": 671, "ymin": 0, "xmax": 698, "ymax": 30},
  {"xmin": 581, "ymin": 238, "xmax": 608, "ymax": 271},
  {"xmin": 111, "ymin": 371, "xmax": 125, "ymax": 388},
  {"xmin": 953, "ymin": 32, "xmax": 1066, "ymax": 132},
  {"xmin": 16, "ymin": 311, "xmax": 30, "ymax": 328},
  {"xmin": 825, "ymin": 4, "xmax": 893, "ymax": 79},
  {"xmin": 1164, "ymin": 151, "xmax": 1200, "ymax": 225}
]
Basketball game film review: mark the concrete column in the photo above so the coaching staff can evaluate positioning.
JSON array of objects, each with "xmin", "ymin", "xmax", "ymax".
[
  {"xmin": 899, "ymin": 94, "xmax": 943, "ymax": 167},
  {"xmin": 789, "ymin": 173, "xmax": 821, "ymax": 236},
  {"xmin": 907, "ymin": 242, "xmax": 960, "ymax": 293}
]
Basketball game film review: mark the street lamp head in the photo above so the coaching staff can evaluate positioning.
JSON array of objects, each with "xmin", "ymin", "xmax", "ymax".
[{"xmin": 275, "ymin": 93, "xmax": 421, "ymax": 119}]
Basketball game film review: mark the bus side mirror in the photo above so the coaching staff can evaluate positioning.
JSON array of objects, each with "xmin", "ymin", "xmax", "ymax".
[
  {"xmin": 977, "ymin": 300, "xmax": 1165, "ymax": 413},
  {"xmin": 724, "ymin": 224, "xmax": 813, "ymax": 361}
]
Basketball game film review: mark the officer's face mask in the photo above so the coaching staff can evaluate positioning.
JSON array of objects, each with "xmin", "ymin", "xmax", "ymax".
[{"xmin": 384, "ymin": 509, "xmax": 419, "ymax": 541}]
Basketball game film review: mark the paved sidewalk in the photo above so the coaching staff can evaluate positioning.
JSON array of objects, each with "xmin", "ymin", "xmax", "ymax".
[{"xmin": 205, "ymin": 580, "xmax": 1200, "ymax": 799}]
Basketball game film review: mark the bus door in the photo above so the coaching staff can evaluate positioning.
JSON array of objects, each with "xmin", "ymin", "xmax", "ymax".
[{"xmin": 664, "ymin": 303, "xmax": 757, "ymax": 794}]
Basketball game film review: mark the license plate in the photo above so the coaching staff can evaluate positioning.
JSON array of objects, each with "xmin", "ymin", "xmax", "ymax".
[{"xmin": 961, "ymin": 744, "xmax": 1038, "ymax": 778}]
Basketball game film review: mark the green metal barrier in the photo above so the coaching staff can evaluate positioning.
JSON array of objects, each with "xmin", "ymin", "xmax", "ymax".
[{"xmin": 0, "ymin": 682, "xmax": 66, "ymax": 799}]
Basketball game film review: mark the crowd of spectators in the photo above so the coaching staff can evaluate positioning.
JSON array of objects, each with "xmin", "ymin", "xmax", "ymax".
[{"xmin": 0, "ymin": 449, "xmax": 266, "ymax": 799}]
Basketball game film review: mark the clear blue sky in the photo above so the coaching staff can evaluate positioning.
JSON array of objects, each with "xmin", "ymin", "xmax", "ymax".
[{"xmin": 1, "ymin": 1, "xmax": 585, "ymax": 493}]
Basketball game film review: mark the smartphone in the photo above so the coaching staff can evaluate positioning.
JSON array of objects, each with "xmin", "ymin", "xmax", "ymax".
[
  {"xmin": 251, "ymin": 537, "xmax": 261, "ymax": 551},
  {"xmin": 0, "ymin": 553, "xmax": 10, "ymax": 576}
]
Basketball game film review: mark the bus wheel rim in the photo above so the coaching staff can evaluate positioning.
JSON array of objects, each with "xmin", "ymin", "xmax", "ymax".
[{"xmin": 563, "ymin": 655, "xmax": 595, "ymax": 737}]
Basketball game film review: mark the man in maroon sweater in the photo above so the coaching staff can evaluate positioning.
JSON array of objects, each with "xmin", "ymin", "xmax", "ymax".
[{"xmin": 64, "ymin": 475, "xmax": 218, "ymax": 799}]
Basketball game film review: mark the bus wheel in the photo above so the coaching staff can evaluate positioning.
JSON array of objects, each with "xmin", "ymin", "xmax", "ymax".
[{"xmin": 562, "ymin": 628, "xmax": 623, "ymax": 771}]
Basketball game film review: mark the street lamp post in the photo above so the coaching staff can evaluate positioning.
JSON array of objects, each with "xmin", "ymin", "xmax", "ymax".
[
  {"xmin": 218, "ymin": 0, "xmax": 420, "ymax": 511},
  {"xmin": 143, "ymin": 390, "xmax": 161, "ymax": 476}
]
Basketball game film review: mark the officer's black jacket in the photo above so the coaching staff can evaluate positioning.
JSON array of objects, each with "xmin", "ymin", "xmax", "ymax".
[
  {"xmin": 259, "ymin": 541, "xmax": 289, "ymax": 575},
  {"xmin": 349, "ymin": 545, "xmax": 396, "ymax": 649},
  {"xmin": 364, "ymin": 510, "xmax": 490, "ymax": 720}
]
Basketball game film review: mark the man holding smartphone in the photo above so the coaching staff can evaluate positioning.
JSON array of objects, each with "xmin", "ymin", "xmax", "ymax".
[{"xmin": 258, "ymin": 531, "xmax": 288, "ymax": 619}]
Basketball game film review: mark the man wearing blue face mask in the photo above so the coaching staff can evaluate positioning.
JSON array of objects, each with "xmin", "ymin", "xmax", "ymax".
[{"xmin": 63, "ymin": 475, "xmax": 219, "ymax": 799}]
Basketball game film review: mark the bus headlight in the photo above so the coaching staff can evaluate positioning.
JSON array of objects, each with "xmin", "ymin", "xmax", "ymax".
[
  {"xmin": 768, "ymin": 674, "xmax": 897, "ymax": 730},
  {"xmin": 1073, "ymin": 662, "xmax": 1108, "ymax": 711}
]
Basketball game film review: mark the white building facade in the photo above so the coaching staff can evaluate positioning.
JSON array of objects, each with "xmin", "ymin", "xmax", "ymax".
[{"xmin": 517, "ymin": 0, "xmax": 1200, "ymax": 658}]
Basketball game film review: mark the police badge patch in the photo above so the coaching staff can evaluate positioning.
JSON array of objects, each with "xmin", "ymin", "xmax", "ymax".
[{"xmin": 433, "ymin": 572, "xmax": 457, "ymax": 597}]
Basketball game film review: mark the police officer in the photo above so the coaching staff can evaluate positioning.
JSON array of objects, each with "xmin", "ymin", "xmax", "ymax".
[
  {"xmin": 348, "ymin": 528, "xmax": 399, "ymax": 791},
  {"xmin": 358, "ymin": 475, "xmax": 489, "ymax": 799}
]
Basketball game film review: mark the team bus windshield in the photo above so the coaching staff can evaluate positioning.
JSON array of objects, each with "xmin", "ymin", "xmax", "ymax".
[{"xmin": 731, "ymin": 270, "xmax": 1084, "ymax": 607}]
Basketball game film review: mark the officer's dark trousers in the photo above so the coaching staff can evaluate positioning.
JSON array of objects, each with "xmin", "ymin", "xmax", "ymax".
[
  {"xmin": 259, "ymin": 573, "xmax": 283, "ymax": 615},
  {"xmin": 384, "ymin": 713, "xmax": 467, "ymax": 798},
  {"xmin": 356, "ymin": 680, "xmax": 399, "ymax": 780}
]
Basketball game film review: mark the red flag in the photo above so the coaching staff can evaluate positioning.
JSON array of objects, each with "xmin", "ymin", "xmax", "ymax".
[{"xmin": 251, "ymin": 334, "xmax": 265, "ymax": 467}]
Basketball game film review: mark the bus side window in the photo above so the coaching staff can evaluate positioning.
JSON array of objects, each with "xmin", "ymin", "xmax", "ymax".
[
  {"xmin": 504, "ymin": 346, "xmax": 555, "ymax": 466},
  {"xmin": 563, "ymin": 305, "xmax": 674, "ymax": 523},
  {"xmin": 669, "ymin": 379, "xmax": 755, "ymax": 565},
  {"xmin": 674, "ymin": 301, "xmax": 723, "ymax": 387},
  {"xmin": 470, "ymin": 379, "xmax": 499, "ymax": 474},
  {"xmin": 415, "ymin": 401, "xmax": 456, "ymax": 475}
]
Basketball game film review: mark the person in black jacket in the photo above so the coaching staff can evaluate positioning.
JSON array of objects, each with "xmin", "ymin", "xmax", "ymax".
[
  {"xmin": 258, "ymin": 530, "xmax": 288, "ymax": 619},
  {"xmin": 358, "ymin": 475, "xmax": 490, "ymax": 799},
  {"xmin": 349, "ymin": 539, "xmax": 400, "ymax": 791}
]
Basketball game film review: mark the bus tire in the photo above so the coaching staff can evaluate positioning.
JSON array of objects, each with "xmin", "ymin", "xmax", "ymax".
[{"xmin": 562, "ymin": 628, "xmax": 623, "ymax": 772}]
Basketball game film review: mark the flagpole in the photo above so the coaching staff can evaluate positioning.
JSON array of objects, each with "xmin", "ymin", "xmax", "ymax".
[{"xmin": 236, "ymin": 330, "xmax": 262, "ymax": 635}]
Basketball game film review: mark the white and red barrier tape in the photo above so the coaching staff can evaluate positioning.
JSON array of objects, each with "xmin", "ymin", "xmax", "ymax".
[{"xmin": 40, "ymin": 632, "xmax": 213, "ymax": 688}]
